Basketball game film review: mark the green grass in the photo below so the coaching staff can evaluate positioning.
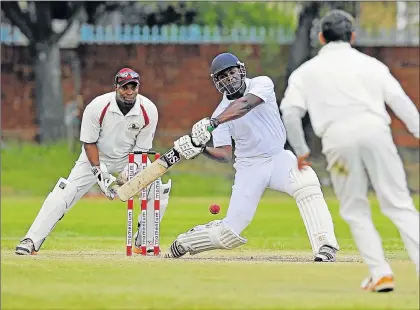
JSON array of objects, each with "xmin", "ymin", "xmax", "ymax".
[
  {"xmin": 1, "ymin": 194, "xmax": 419, "ymax": 310},
  {"xmin": 2, "ymin": 143, "xmax": 419, "ymax": 309},
  {"xmin": 1, "ymin": 141, "xmax": 235, "ymax": 197}
]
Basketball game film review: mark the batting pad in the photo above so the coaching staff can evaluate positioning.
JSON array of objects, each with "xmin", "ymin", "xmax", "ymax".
[
  {"xmin": 176, "ymin": 220, "xmax": 247, "ymax": 255},
  {"xmin": 296, "ymin": 186, "xmax": 339, "ymax": 254}
]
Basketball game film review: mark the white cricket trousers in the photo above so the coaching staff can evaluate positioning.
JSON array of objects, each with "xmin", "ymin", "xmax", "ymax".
[
  {"xmin": 325, "ymin": 128, "xmax": 419, "ymax": 278},
  {"xmin": 221, "ymin": 149, "xmax": 339, "ymax": 254}
]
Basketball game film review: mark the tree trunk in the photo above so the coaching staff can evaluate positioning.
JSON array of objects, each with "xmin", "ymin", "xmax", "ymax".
[
  {"xmin": 33, "ymin": 42, "xmax": 65, "ymax": 143},
  {"xmin": 281, "ymin": 2, "xmax": 321, "ymax": 156}
]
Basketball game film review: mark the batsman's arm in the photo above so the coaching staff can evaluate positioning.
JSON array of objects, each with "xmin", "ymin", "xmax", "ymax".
[
  {"xmin": 214, "ymin": 94, "xmax": 263, "ymax": 125},
  {"xmin": 203, "ymin": 145, "xmax": 232, "ymax": 163},
  {"xmin": 210, "ymin": 76, "xmax": 274, "ymax": 127}
]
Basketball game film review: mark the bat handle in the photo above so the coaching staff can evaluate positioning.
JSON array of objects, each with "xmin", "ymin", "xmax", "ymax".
[{"xmin": 207, "ymin": 118, "xmax": 220, "ymax": 132}]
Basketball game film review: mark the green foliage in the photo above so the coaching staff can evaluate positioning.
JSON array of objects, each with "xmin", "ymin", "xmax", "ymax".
[
  {"xmin": 185, "ymin": 2, "xmax": 298, "ymax": 98},
  {"xmin": 189, "ymin": 1, "xmax": 298, "ymax": 29}
]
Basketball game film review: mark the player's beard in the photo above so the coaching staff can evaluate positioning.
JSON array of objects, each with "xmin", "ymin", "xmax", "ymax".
[{"xmin": 116, "ymin": 92, "xmax": 136, "ymax": 109}]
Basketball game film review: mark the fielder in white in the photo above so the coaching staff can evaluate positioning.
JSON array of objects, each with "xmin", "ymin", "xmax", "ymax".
[
  {"xmin": 165, "ymin": 52, "xmax": 340, "ymax": 262},
  {"xmin": 15, "ymin": 68, "xmax": 172, "ymax": 255},
  {"xmin": 280, "ymin": 10, "xmax": 419, "ymax": 292}
]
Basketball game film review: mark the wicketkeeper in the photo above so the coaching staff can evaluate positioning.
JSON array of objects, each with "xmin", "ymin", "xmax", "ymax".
[{"xmin": 16, "ymin": 68, "xmax": 172, "ymax": 255}]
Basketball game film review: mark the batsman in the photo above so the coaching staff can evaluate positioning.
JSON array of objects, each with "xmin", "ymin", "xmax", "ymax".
[
  {"xmin": 166, "ymin": 53, "xmax": 340, "ymax": 261},
  {"xmin": 15, "ymin": 68, "xmax": 173, "ymax": 255}
]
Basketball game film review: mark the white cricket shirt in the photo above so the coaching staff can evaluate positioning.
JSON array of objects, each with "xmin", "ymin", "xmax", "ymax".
[
  {"xmin": 280, "ymin": 42, "xmax": 419, "ymax": 153},
  {"xmin": 80, "ymin": 92, "xmax": 158, "ymax": 160},
  {"xmin": 212, "ymin": 77, "xmax": 287, "ymax": 160}
]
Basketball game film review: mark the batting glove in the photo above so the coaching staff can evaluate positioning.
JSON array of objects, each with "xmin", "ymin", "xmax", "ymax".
[
  {"xmin": 191, "ymin": 117, "xmax": 219, "ymax": 146},
  {"xmin": 174, "ymin": 135, "xmax": 203, "ymax": 160}
]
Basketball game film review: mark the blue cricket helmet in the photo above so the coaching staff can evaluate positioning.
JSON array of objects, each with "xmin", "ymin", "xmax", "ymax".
[{"xmin": 210, "ymin": 53, "xmax": 246, "ymax": 95}]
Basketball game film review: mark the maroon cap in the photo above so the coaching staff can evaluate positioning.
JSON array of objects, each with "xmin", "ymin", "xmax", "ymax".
[{"xmin": 114, "ymin": 68, "xmax": 140, "ymax": 87}]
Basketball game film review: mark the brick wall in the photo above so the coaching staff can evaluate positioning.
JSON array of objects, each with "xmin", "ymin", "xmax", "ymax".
[{"xmin": 1, "ymin": 44, "xmax": 418, "ymax": 146}]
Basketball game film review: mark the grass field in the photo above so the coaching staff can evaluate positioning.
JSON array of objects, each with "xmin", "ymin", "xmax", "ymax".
[{"xmin": 1, "ymin": 194, "xmax": 419, "ymax": 310}]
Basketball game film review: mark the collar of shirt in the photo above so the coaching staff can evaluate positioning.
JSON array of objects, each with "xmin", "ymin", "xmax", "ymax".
[
  {"xmin": 318, "ymin": 42, "xmax": 352, "ymax": 55},
  {"xmin": 108, "ymin": 93, "xmax": 143, "ymax": 117}
]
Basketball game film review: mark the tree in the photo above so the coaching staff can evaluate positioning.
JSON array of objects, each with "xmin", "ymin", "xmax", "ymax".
[
  {"xmin": 1, "ymin": 1, "xmax": 84, "ymax": 143},
  {"xmin": 0, "ymin": 1, "xmax": 203, "ymax": 143},
  {"xmin": 281, "ymin": 2, "xmax": 358, "ymax": 158},
  {"xmin": 194, "ymin": 2, "xmax": 297, "ymax": 96}
]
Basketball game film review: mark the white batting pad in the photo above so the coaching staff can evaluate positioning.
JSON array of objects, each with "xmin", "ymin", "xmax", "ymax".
[
  {"xmin": 289, "ymin": 167, "xmax": 339, "ymax": 254},
  {"xmin": 176, "ymin": 220, "xmax": 247, "ymax": 255},
  {"xmin": 25, "ymin": 178, "xmax": 77, "ymax": 251}
]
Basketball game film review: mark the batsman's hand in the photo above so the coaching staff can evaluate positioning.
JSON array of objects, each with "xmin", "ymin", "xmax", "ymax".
[
  {"xmin": 191, "ymin": 117, "xmax": 219, "ymax": 146},
  {"xmin": 91, "ymin": 163, "xmax": 117, "ymax": 200},
  {"xmin": 174, "ymin": 135, "xmax": 203, "ymax": 160}
]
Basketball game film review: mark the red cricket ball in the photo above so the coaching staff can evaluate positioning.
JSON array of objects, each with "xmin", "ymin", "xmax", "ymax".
[{"xmin": 209, "ymin": 204, "xmax": 221, "ymax": 214}]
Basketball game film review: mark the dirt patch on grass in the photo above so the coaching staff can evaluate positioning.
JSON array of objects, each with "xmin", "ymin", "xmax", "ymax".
[
  {"xmin": 3, "ymin": 249, "xmax": 411, "ymax": 264},
  {"xmin": 2, "ymin": 249, "xmax": 359, "ymax": 263}
]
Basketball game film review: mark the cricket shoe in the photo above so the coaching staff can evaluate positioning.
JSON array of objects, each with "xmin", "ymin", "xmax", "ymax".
[
  {"xmin": 361, "ymin": 275, "xmax": 395, "ymax": 293},
  {"xmin": 15, "ymin": 238, "xmax": 36, "ymax": 255},
  {"xmin": 133, "ymin": 231, "xmax": 160, "ymax": 255},
  {"xmin": 133, "ymin": 246, "xmax": 160, "ymax": 255},
  {"xmin": 314, "ymin": 245, "xmax": 337, "ymax": 262},
  {"xmin": 164, "ymin": 240, "xmax": 187, "ymax": 258}
]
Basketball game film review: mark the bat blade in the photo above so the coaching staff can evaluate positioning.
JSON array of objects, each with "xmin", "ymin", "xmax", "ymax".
[{"xmin": 116, "ymin": 147, "xmax": 181, "ymax": 202}]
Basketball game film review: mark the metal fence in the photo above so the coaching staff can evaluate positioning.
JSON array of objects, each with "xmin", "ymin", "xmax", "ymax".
[
  {"xmin": 1, "ymin": 23, "xmax": 419, "ymax": 46},
  {"xmin": 1, "ymin": 1, "xmax": 419, "ymax": 193}
]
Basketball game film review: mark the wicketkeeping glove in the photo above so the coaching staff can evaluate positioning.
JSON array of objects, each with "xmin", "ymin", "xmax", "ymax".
[
  {"xmin": 116, "ymin": 163, "xmax": 140, "ymax": 185},
  {"xmin": 91, "ymin": 163, "xmax": 117, "ymax": 200}
]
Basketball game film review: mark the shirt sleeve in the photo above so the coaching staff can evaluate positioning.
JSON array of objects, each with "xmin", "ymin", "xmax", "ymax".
[
  {"xmin": 382, "ymin": 68, "xmax": 420, "ymax": 139},
  {"xmin": 133, "ymin": 104, "xmax": 158, "ymax": 152},
  {"xmin": 79, "ymin": 102, "xmax": 100, "ymax": 143},
  {"xmin": 282, "ymin": 107, "xmax": 310, "ymax": 156},
  {"xmin": 247, "ymin": 76, "xmax": 274, "ymax": 103},
  {"xmin": 280, "ymin": 71, "xmax": 308, "ymax": 113},
  {"xmin": 212, "ymin": 122, "xmax": 232, "ymax": 147},
  {"xmin": 280, "ymin": 70, "xmax": 310, "ymax": 156}
]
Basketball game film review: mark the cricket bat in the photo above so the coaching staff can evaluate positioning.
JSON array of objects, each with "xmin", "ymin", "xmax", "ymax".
[{"xmin": 116, "ymin": 147, "xmax": 181, "ymax": 202}]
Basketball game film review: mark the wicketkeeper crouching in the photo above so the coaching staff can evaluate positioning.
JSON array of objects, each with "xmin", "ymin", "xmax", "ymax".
[{"xmin": 15, "ymin": 68, "xmax": 172, "ymax": 255}]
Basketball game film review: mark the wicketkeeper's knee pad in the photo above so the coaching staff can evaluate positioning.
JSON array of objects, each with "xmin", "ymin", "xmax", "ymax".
[
  {"xmin": 152, "ymin": 178, "xmax": 172, "ymax": 220},
  {"xmin": 26, "ymin": 178, "xmax": 78, "ymax": 251},
  {"xmin": 136, "ymin": 178, "xmax": 172, "ymax": 222},
  {"xmin": 288, "ymin": 167, "xmax": 339, "ymax": 254},
  {"xmin": 176, "ymin": 220, "xmax": 247, "ymax": 256},
  {"xmin": 135, "ymin": 179, "xmax": 172, "ymax": 248}
]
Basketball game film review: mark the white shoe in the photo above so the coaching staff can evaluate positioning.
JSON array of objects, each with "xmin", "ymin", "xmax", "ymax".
[
  {"xmin": 314, "ymin": 245, "xmax": 337, "ymax": 262},
  {"xmin": 361, "ymin": 275, "xmax": 395, "ymax": 293},
  {"xmin": 15, "ymin": 238, "xmax": 36, "ymax": 255}
]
